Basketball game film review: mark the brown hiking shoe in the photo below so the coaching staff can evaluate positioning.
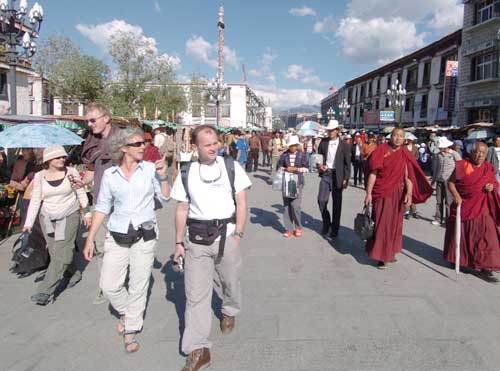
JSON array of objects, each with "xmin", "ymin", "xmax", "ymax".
[
  {"xmin": 181, "ymin": 348, "xmax": 210, "ymax": 371},
  {"xmin": 220, "ymin": 314, "xmax": 235, "ymax": 334}
]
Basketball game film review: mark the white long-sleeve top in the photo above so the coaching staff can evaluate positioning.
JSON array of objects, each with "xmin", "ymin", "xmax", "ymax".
[{"xmin": 24, "ymin": 167, "xmax": 89, "ymax": 229}]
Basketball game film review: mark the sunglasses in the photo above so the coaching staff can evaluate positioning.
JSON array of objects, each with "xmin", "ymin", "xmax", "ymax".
[
  {"xmin": 88, "ymin": 114, "xmax": 106, "ymax": 124},
  {"xmin": 125, "ymin": 141, "xmax": 146, "ymax": 148}
]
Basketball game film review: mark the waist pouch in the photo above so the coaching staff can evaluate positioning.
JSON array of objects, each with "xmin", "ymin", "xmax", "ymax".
[
  {"xmin": 111, "ymin": 223, "xmax": 157, "ymax": 247},
  {"xmin": 187, "ymin": 216, "xmax": 235, "ymax": 263}
]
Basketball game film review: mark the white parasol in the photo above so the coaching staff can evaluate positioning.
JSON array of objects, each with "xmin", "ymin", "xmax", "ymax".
[{"xmin": 455, "ymin": 204, "xmax": 461, "ymax": 280}]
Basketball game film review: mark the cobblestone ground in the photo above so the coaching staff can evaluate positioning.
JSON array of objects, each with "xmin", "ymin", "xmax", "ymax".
[{"xmin": 1, "ymin": 169, "xmax": 500, "ymax": 371}]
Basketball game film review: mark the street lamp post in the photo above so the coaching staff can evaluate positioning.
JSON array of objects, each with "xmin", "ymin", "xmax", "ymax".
[
  {"xmin": 0, "ymin": 0, "xmax": 44, "ymax": 115},
  {"xmin": 386, "ymin": 79, "xmax": 406, "ymax": 127},
  {"xmin": 339, "ymin": 98, "xmax": 351, "ymax": 128}
]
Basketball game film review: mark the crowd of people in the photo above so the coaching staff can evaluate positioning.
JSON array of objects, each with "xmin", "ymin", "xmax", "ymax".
[{"xmin": 5, "ymin": 101, "xmax": 500, "ymax": 370}]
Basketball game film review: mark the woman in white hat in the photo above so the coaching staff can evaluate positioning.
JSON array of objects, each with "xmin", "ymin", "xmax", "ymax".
[
  {"xmin": 278, "ymin": 135, "xmax": 309, "ymax": 237},
  {"xmin": 23, "ymin": 145, "xmax": 91, "ymax": 305}
]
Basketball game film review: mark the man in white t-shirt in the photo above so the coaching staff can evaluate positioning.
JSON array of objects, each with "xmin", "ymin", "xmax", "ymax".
[{"xmin": 171, "ymin": 125, "xmax": 251, "ymax": 371}]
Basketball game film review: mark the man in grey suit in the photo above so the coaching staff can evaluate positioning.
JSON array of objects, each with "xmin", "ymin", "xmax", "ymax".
[{"xmin": 317, "ymin": 120, "xmax": 352, "ymax": 237}]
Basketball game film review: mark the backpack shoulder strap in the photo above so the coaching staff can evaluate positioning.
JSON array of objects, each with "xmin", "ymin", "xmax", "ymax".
[
  {"xmin": 180, "ymin": 161, "xmax": 193, "ymax": 202},
  {"xmin": 224, "ymin": 156, "xmax": 236, "ymax": 206}
]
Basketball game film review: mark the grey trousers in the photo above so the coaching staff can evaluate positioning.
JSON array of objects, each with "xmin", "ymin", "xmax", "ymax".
[
  {"xmin": 37, "ymin": 211, "xmax": 80, "ymax": 296},
  {"xmin": 271, "ymin": 156, "xmax": 280, "ymax": 180},
  {"xmin": 283, "ymin": 189, "xmax": 303, "ymax": 231},
  {"xmin": 182, "ymin": 237, "xmax": 242, "ymax": 354},
  {"xmin": 434, "ymin": 181, "xmax": 453, "ymax": 224}
]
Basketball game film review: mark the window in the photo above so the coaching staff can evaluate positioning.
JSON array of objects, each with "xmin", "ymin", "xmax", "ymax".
[
  {"xmin": 348, "ymin": 88, "xmax": 353, "ymax": 104},
  {"xmin": 468, "ymin": 107, "xmax": 497, "ymax": 123},
  {"xmin": 440, "ymin": 53, "xmax": 458, "ymax": 83},
  {"xmin": 406, "ymin": 67, "xmax": 418, "ymax": 89},
  {"xmin": 438, "ymin": 91, "xmax": 444, "ymax": 108},
  {"xmin": 385, "ymin": 97, "xmax": 390, "ymax": 108},
  {"xmin": 472, "ymin": 52, "xmax": 499, "ymax": 81},
  {"xmin": 367, "ymin": 81, "xmax": 372, "ymax": 97},
  {"xmin": 376, "ymin": 78, "xmax": 380, "ymax": 94},
  {"xmin": 405, "ymin": 96, "xmax": 415, "ymax": 113},
  {"xmin": 0, "ymin": 72, "xmax": 6, "ymax": 99},
  {"xmin": 397, "ymin": 72, "xmax": 402, "ymax": 84},
  {"xmin": 360, "ymin": 107, "xmax": 364, "ymax": 123},
  {"xmin": 375, "ymin": 100, "xmax": 379, "ymax": 110},
  {"xmin": 423, "ymin": 62, "xmax": 431, "ymax": 85},
  {"xmin": 387, "ymin": 74, "xmax": 392, "ymax": 89},
  {"xmin": 29, "ymin": 100, "xmax": 34, "ymax": 115},
  {"xmin": 359, "ymin": 85, "xmax": 365, "ymax": 100},
  {"xmin": 420, "ymin": 95, "xmax": 428, "ymax": 118},
  {"xmin": 475, "ymin": 0, "xmax": 500, "ymax": 24}
]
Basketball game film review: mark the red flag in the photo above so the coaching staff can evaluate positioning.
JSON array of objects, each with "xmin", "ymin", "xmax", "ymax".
[{"xmin": 329, "ymin": 86, "xmax": 337, "ymax": 92}]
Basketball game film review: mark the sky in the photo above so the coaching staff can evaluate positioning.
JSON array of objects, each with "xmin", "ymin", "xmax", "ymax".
[{"xmin": 40, "ymin": 0, "xmax": 464, "ymax": 109}]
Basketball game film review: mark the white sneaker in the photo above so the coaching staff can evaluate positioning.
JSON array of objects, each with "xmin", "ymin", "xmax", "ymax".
[{"xmin": 431, "ymin": 220, "xmax": 441, "ymax": 226}]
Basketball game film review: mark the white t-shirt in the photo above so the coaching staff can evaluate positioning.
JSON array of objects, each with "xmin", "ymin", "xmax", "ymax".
[
  {"xmin": 171, "ymin": 157, "xmax": 252, "ymax": 236},
  {"xmin": 326, "ymin": 139, "xmax": 339, "ymax": 169}
]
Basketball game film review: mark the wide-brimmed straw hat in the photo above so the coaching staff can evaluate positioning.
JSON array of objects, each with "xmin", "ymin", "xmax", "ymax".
[
  {"xmin": 43, "ymin": 145, "xmax": 68, "ymax": 163},
  {"xmin": 286, "ymin": 135, "xmax": 301, "ymax": 147},
  {"xmin": 438, "ymin": 137, "xmax": 454, "ymax": 149},
  {"xmin": 324, "ymin": 120, "xmax": 340, "ymax": 131}
]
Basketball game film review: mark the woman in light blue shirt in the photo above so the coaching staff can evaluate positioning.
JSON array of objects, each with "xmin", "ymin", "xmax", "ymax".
[{"xmin": 83, "ymin": 127, "xmax": 170, "ymax": 354}]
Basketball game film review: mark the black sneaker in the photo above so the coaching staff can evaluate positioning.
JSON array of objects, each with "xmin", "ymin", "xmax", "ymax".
[{"xmin": 377, "ymin": 261, "xmax": 386, "ymax": 270}]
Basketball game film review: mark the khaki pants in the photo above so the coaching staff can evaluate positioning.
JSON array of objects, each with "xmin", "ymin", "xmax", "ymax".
[
  {"xmin": 181, "ymin": 237, "xmax": 242, "ymax": 354},
  {"xmin": 100, "ymin": 233, "xmax": 156, "ymax": 332},
  {"xmin": 37, "ymin": 211, "xmax": 80, "ymax": 296},
  {"xmin": 271, "ymin": 155, "xmax": 280, "ymax": 180}
]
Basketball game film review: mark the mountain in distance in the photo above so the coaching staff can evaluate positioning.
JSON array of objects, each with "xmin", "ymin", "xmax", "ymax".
[{"xmin": 275, "ymin": 104, "xmax": 321, "ymax": 115}]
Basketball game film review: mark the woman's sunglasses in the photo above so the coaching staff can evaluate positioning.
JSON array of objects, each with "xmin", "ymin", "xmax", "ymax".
[{"xmin": 125, "ymin": 141, "xmax": 146, "ymax": 148}]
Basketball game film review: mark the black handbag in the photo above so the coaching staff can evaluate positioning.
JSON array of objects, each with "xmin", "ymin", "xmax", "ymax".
[{"xmin": 354, "ymin": 206, "xmax": 374, "ymax": 241}]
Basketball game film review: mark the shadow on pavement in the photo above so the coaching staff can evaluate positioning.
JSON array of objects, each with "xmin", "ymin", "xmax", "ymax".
[
  {"xmin": 328, "ymin": 226, "xmax": 375, "ymax": 267},
  {"xmin": 252, "ymin": 174, "xmax": 271, "ymax": 185},
  {"xmin": 250, "ymin": 206, "xmax": 285, "ymax": 233}
]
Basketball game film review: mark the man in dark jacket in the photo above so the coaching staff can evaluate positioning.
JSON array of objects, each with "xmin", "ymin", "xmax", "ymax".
[{"xmin": 317, "ymin": 120, "xmax": 352, "ymax": 237}]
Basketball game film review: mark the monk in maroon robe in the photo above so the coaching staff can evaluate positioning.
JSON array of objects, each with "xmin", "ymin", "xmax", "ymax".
[
  {"xmin": 364, "ymin": 128, "xmax": 433, "ymax": 269},
  {"xmin": 444, "ymin": 142, "xmax": 500, "ymax": 283}
]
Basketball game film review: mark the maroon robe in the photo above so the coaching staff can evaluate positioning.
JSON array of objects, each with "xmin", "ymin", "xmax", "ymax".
[
  {"xmin": 365, "ymin": 143, "xmax": 433, "ymax": 262},
  {"xmin": 443, "ymin": 160, "xmax": 500, "ymax": 270}
]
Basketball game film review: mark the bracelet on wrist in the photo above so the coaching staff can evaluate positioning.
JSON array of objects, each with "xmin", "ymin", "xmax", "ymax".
[{"xmin": 176, "ymin": 241, "xmax": 184, "ymax": 246}]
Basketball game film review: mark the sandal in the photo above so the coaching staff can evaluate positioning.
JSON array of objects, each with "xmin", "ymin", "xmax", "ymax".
[
  {"xmin": 117, "ymin": 316, "xmax": 125, "ymax": 336},
  {"xmin": 124, "ymin": 332, "xmax": 140, "ymax": 354},
  {"xmin": 283, "ymin": 231, "xmax": 293, "ymax": 238},
  {"xmin": 294, "ymin": 229, "xmax": 303, "ymax": 237}
]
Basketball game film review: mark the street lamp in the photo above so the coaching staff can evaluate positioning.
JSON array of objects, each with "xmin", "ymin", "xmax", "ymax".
[
  {"xmin": 327, "ymin": 106, "xmax": 334, "ymax": 121},
  {"xmin": 386, "ymin": 80, "xmax": 406, "ymax": 127},
  {"xmin": 339, "ymin": 98, "xmax": 351, "ymax": 127},
  {"xmin": 206, "ymin": 77, "xmax": 228, "ymax": 126},
  {"xmin": 0, "ymin": 1, "xmax": 44, "ymax": 115}
]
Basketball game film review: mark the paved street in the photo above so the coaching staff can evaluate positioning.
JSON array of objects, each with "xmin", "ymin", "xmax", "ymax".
[{"xmin": 2, "ymin": 168, "xmax": 500, "ymax": 371}]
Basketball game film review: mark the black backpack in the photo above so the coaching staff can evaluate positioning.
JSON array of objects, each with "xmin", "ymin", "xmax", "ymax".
[
  {"xmin": 180, "ymin": 156, "xmax": 236, "ymax": 206},
  {"xmin": 10, "ymin": 223, "xmax": 49, "ymax": 278}
]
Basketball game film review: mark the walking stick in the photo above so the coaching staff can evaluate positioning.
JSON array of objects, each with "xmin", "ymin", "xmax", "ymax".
[{"xmin": 455, "ymin": 204, "xmax": 461, "ymax": 281}]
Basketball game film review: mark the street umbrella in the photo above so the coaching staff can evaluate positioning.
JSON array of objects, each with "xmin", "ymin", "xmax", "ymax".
[
  {"xmin": 297, "ymin": 128, "xmax": 318, "ymax": 137},
  {"xmin": 455, "ymin": 204, "xmax": 461, "ymax": 280},
  {"xmin": 466, "ymin": 129, "xmax": 494, "ymax": 140},
  {"xmin": 296, "ymin": 121, "xmax": 323, "ymax": 131},
  {"xmin": 0, "ymin": 123, "xmax": 84, "ymax": 148}
]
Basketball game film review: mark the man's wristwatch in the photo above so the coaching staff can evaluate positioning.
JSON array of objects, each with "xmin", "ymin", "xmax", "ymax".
[{"xmin": 233, "ymin": 231, "xmax": 244, "ymax": 238}]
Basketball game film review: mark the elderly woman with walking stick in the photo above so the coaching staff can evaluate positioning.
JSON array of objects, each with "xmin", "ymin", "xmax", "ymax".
[{"xmin": 83, "ymin": 127, "xmax": 170, "ymax": 354}]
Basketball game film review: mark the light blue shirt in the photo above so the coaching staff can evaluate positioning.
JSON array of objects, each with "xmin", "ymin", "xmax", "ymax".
[{"xmin": 95, "ymin": 161, "xmax": 169, "ymax": 233}]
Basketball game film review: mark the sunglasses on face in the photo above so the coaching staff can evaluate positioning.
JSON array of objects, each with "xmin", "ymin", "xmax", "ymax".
[
  {"xmin": 87, "ymin": 114, "xmax": 106, "ymax": 124},
  {"xmin": 125, "ymin": 141, "xmax": 146, "ymax": 148}
]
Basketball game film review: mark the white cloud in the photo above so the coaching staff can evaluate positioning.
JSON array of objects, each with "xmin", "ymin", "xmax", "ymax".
[
  {"xmin": 185, "ymin": 35, "xmax": 239, "ymax": 69},
  {"xmin": 76, "ymin": 19, "xmax": 181, "ymax": 69},
  {"xmin": 254, "ymin": 85, "xmax": 326, "ymax": 109},
  {"xmin": 336, "ymin": 17, "xmax": 426, "ymax": 64},
  {"xmin": 285, "ymin": 64, "xmax": 327, "ymax": 87},
  {"xmin": 427, "ymin": 0, "xmax": 464, "ymax": 31},
  {"xmin": 314, "ymin": 16, "xmax": 336, "ymax": 34},
  {"xmin": 289, "ymin": 6, "xmax": 316, "ymax": 17},
  {"xmin": 247, "ymin": 47, "xmax": 277, "ymax": 83},
  {"xmin": 154, "ymin": 1, "xmax": 161, "ymax": 13}
]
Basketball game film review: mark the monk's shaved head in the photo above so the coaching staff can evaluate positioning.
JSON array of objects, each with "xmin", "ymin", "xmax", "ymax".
[
  {"xmin": 472, "ymin": 141, "xmax": 488, "ymax": 166},
  {"xmin": 474, "ymin": 142, "xmax": 488, "ymax": 152}
]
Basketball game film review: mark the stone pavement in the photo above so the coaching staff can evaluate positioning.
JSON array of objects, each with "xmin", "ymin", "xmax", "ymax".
[{"xmin": 2, "ymin": 168, "xmax": 500, "ymax": 371}]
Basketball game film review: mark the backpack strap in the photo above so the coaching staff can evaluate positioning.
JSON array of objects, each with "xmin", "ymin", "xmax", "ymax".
[
  {"xmin": 180, "ymin": 161, "xmax": 193, "ymax": 202},
  {"xmin": 224, "ymin": 156, "xmax": 236, "ymax": 207}
]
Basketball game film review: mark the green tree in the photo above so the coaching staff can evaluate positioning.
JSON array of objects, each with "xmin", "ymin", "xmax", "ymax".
[
  {"xmin": 105, "ymin": 31, "xmax": 185, "ymax": 118},
  {"xmin": 34, "ymin": 35, "xmax": 109, "ymax": 103}
]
